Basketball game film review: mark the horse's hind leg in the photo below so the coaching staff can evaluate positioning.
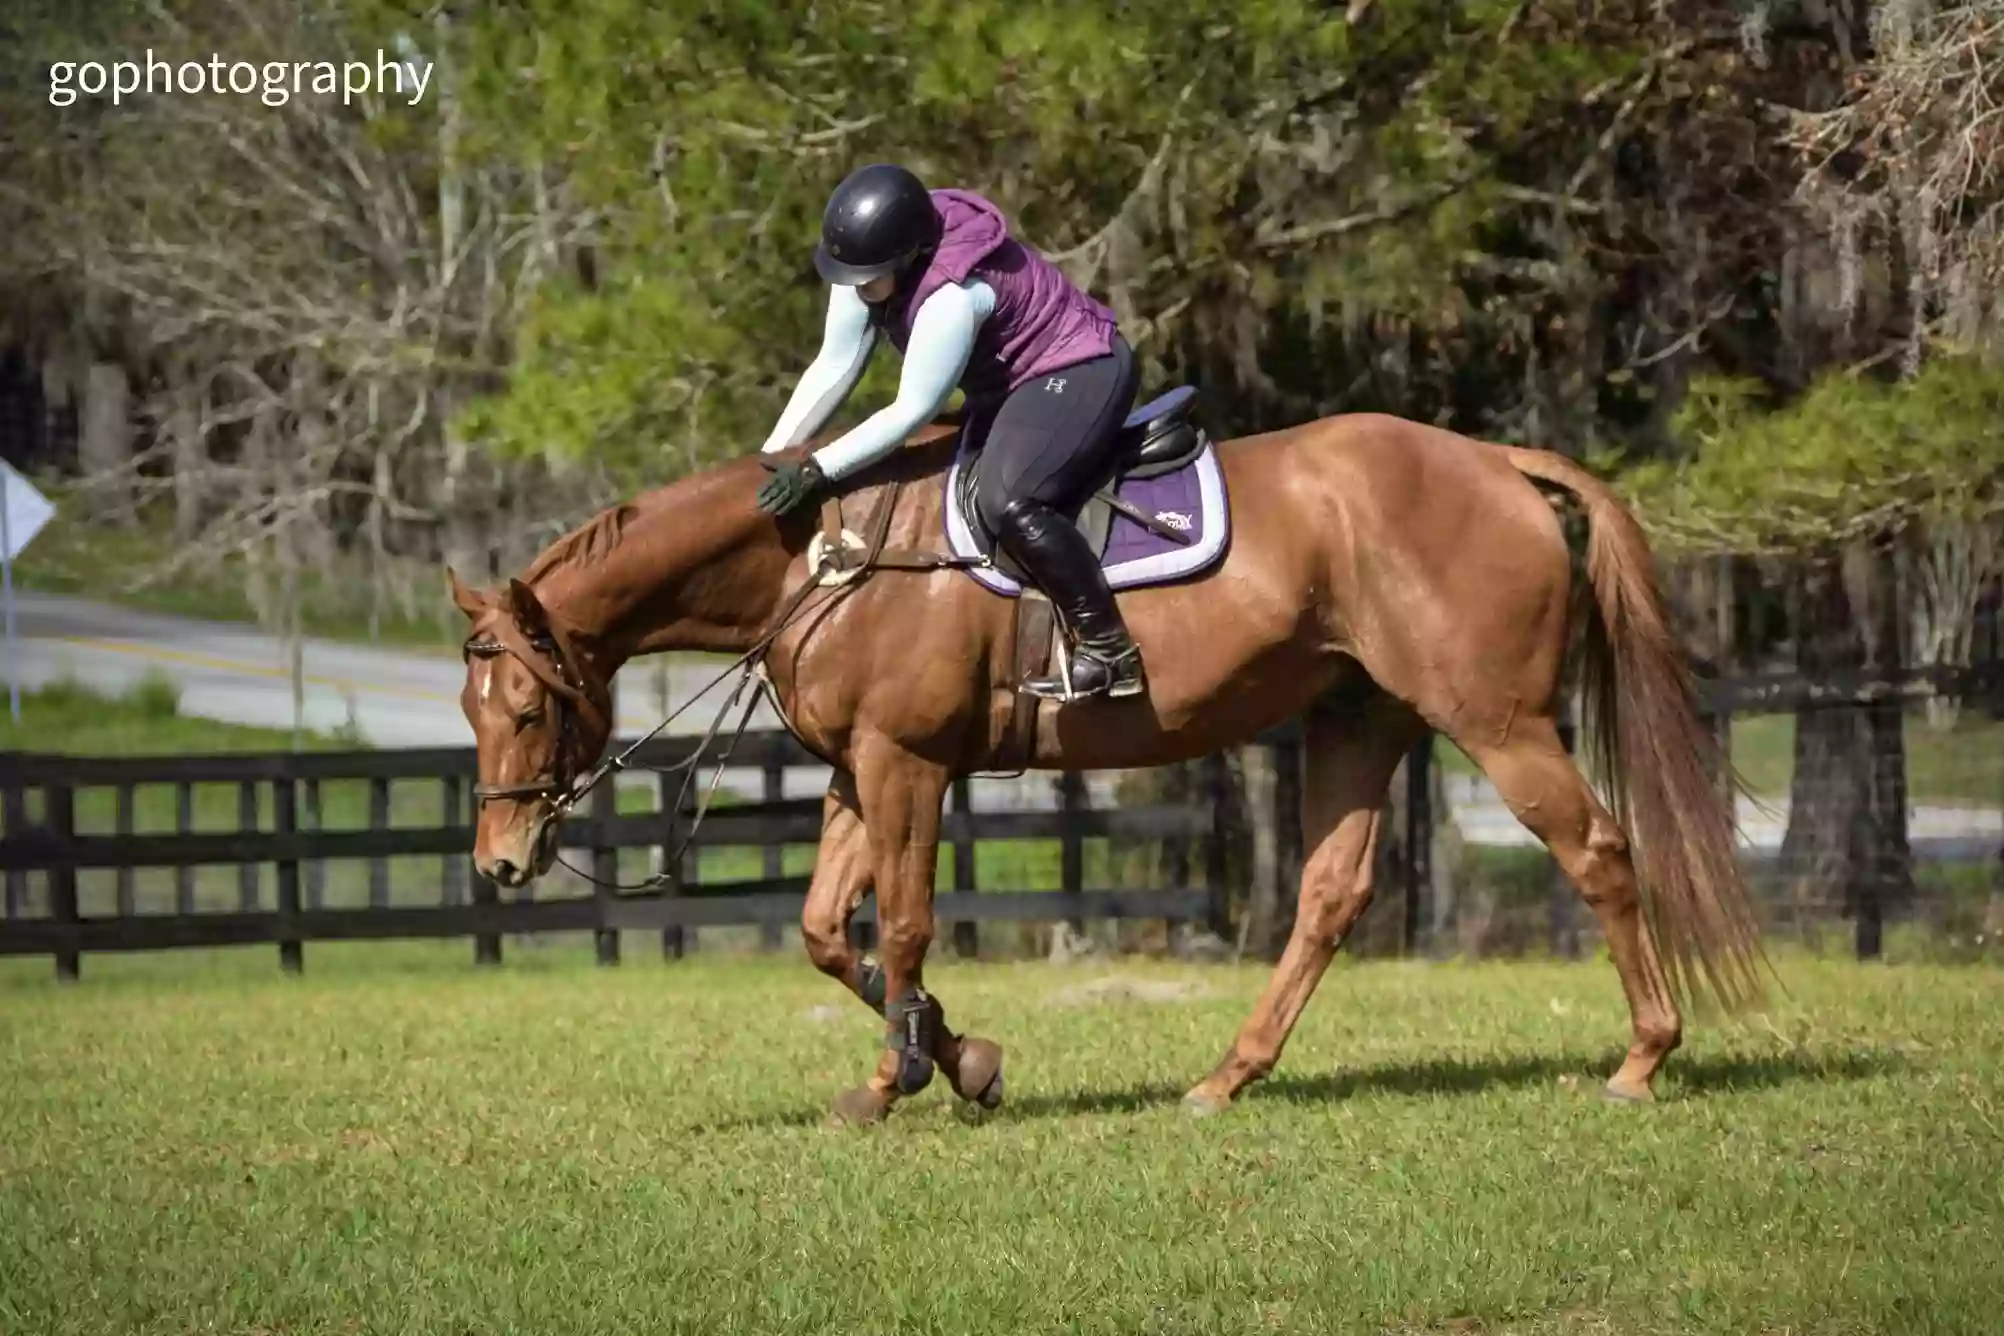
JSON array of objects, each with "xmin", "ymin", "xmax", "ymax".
[
  {"xmin": 801, "ymin": 770, "xmax": 1003, "ymax": 1119},
  {"xmin": 1184, "ymin": 694, "xmax": 1425, "ymax": 1115},
  {"xmin": 1457, "ymin": 718, "xmax": 1682, "ymax": 1100}
]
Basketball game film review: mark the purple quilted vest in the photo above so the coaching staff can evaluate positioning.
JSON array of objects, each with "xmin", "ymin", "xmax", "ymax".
[{"xmin": 876, "ymin": 189, "xmax": 1116, "ymax": 406}]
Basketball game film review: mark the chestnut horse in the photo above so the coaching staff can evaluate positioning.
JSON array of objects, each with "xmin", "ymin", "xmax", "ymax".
[{"xmin": 447, "ymin": 408, "xmax": 1768, "ymax": 1124}]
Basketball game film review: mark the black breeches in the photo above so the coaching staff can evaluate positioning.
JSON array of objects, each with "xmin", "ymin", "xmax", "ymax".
[{"xmin": 971, "ymin": 336, "xmax": 1138, "ymax": 537}]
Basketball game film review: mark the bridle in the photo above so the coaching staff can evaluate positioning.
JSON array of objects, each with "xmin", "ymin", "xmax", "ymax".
[
  {"xmin": 460, "ymin": 565, "xmax": 840, "ymax": 892},
  {"xmin": 462, "ymin": 472, "xmax": 981, "ymax": 891},
  {"xmin": 463, "ymin": 612, "xmax": 608, "ymax": 811}
]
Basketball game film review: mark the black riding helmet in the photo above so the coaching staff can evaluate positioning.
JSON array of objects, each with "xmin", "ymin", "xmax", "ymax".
[{"xmin": 814, "ymin": 163, "xmax": 942, "ymax": 287}]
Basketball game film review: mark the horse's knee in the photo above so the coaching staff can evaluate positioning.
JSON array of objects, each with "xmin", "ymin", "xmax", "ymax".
[{"xmin": 800, "ymin": 909, "xmax": 851, "ymax": 978}]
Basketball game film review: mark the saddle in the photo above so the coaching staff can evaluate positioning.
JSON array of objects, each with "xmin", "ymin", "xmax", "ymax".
[
  {"xmin": 950, "ymin": 386, "xmax": 1210, "ymax": 585},
  {"xmin": 765, "ymin": 385, "xmax": 1230, "ymax": 773}
]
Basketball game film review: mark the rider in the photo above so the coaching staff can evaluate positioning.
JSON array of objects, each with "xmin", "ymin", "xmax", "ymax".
[{"xmin": 753, "ymin": 163, "xmax": 1145, "ymax": 701}]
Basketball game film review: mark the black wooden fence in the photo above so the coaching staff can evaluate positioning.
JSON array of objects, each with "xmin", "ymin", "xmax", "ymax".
[
  {"xmin": 6, "ymin": 664, "xmax": 2000, "ymax": 979},
  {"xmin": 0, "ymin": 729, "xmax": 1273, "ymax": 979}
]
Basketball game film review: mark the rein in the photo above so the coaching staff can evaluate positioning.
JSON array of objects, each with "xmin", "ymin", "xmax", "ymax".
[{"xmin": 468, "ymin": 474, "xmax": 974, "ymax": 894}]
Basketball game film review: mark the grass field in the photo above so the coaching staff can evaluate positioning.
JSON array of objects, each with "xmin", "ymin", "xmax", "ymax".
[{"xmin": 0, "ymin": 947, "xmax": 1999, "ymax": 1335}]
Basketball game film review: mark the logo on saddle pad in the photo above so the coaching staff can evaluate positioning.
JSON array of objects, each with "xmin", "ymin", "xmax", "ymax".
[
  {"xmin": 1043, "ymin": 376, "xmax": 1066, "ymax": 393},
  {"xmin": 1154, "ymin": 510, "xmax": 1193, "ymax": 532}
]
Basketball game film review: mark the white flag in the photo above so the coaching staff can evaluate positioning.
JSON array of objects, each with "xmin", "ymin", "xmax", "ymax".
[{"xmin": 0, "ymin": 460, "xmax": 55, "ymax": 562}]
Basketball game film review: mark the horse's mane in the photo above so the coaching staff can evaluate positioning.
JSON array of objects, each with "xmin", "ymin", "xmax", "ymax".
[
  {"xmin": 522, "ymin": 501, "xmax": 637, "ymax": 584},
  {"xmin": 518, "ymin": 415, "xmax": 969, "ymax": 584}
]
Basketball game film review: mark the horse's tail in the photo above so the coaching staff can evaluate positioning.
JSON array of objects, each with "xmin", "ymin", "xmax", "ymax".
[{"xmin": 1502, "ymin": 446, "xmax": 1771, "ymax": 1015}]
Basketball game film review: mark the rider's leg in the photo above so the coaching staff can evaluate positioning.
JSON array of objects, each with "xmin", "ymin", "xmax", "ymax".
[{"xmin": 974, "ymin": 337, "xmax": 1143, "ymax": 700}]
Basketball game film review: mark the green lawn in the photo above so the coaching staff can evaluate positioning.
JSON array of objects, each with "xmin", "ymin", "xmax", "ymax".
[{"xmin": 0, "ymin": 946, "xmax": 1999, "ymax": 1335}]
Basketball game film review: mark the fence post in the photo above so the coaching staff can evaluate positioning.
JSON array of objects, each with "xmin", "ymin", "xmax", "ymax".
[
  {"xmin": 591, "ymin": 774, "xmax": 620, "ymax": 966},
  {"xmin": 48, "ymin": 782, "xmax": 78, "ymax": 982},
  {"xmin": 1402, "ymin": 735, "xmax": 1432, "ymax": 956},
  {"xmin": 1059, "ymin": 771, "xmax": 1086, "ymax": 936},
  {"xmin": 761, "ymin": 760, "xmax": 786, "ymax": 951},
  {"xmin": 1161, "ymin": 761, "xmax": 1192, "ymax": 945},
  {"xmin": 950, "ymin": 777, "xmax": 978, "ymax": 958},
  {"xmin": 237, "ymin": 780, "xmax": 260, "ymax": 911},
  {"xmin": 471, "ymin": 871, "xmax": 503, "ymax": 965},
  {"xmin": 173, "ymin": 781, "xmax": 194, "ymax": 913},
  {"xmin": 367, "ymin": 777, "xmax": 391, "ymax": 909},
  {"xmin": 1856, "ymin": 875, "xmax": 1886, "ymax": 961},
  {"xmin": 1549, "ymin": 696, "xmax": 1580, "ymax": 959},
  {"xmin": 440, "ymin": 775, "xmax": 466, "ymax": 907},
  {"xmin": 3, "ymin": 779, "xmax": 26, "ymax": 920},
  {"xmin": 658, "ymin": 770, "xmax": 685, "ymax": 960},
  {"xmin": 273, "ymin": 776, "xmax": 303, "ymax": 974},
  {"xmin": 1201, "ymin": 752, "xmax": 1232, "ymax": 942},
  {"xmin": 114, "ymin": 783, "xmax": 135, "ymax": 917},
  {"xmin": 303, "ymin": 778, "xmax": 326, "ymax": 910}
]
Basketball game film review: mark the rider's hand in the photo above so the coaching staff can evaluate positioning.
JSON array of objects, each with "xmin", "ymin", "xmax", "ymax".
[{"xmin": 756, "ymin": 457, "xmax": 830, "ymax": 516}]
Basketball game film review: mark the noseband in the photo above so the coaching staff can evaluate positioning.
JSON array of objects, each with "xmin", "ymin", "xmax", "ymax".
[{"xmin": 463, "ymin": 612, "xmax": 609, "ymax": 813}]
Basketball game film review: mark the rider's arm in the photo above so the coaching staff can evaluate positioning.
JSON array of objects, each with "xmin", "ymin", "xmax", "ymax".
[
  {"xmin": 809, "ymin": 279, "xmax": 996, "ymax": 482},
  {"xmin": 759, "ymin": 284, "xmax": 878, "ymax": 454}
]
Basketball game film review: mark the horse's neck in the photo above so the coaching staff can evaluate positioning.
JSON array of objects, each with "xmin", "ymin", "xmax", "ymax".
[
  {"xmin": 535, "ymin": 440, "xmax": 959, "ymax": 678},
  {"xmin": 537, "ymin": 464, "xmax": 794, "ymax": 669}
]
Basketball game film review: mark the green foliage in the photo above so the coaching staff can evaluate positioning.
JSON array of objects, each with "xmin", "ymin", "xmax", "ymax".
[
  {"xmin": 1622, "ymin": 356, "xmax": 2004, "ymax": 555},
  {"xmin": 449, "ymin": 0, "xmax": 1654, "ymax": 485}
]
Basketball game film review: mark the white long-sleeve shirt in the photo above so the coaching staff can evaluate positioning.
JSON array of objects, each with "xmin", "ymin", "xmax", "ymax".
[{"xmin": 759, "ymin": 279, "xmax": 997, "ymax": 481}]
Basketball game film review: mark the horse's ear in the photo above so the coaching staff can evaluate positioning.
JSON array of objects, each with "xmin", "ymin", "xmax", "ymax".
[
  {"xmin": 506, "ymin": 577, "xmax": 550, "ymax": 634},
  {"xmin": 446, "ymin": 567, "xmax": 487, "ymax": 620}
]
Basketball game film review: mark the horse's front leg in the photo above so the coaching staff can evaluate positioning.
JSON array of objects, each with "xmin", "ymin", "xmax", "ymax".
[
  {"xmin": 803, "ymin": 769, "xmax": 1005, "ymax": 1124},
  {"xmin": 799, "ymin": 770, "xmax": 879, "ymax": 1005},
  {"xmin": 827, "ymin": 742, "xmax": 1002, "ymax": 1125}
]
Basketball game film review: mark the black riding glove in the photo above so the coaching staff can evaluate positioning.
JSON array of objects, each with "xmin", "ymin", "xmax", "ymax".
[{"xmin": 755, "ymin": 457, "xmax": 830, "ymax": 516}]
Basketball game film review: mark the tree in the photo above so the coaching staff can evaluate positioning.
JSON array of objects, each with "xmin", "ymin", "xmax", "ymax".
[{"xmin": 1622, "ymin": 358, "xmax": 2004, "ymax": 949}]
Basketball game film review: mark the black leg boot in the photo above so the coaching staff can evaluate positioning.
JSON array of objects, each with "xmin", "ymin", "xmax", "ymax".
[{"xmin": 996, "ymin": 498, "xmax": 1146, "ymax": 701}]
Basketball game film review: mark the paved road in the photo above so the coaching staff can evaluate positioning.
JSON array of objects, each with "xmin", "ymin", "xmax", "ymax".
[
  {"xmin": 15, "ymin": 591, "xmax": 2001, "ymax": 849},
  {"xmin": 7, "ymin": 590, "xmax": 1070, "ymax": 808}
]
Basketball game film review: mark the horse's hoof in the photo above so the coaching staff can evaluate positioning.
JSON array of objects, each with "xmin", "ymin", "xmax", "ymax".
[
  {"xmin": 1181, "ymin": 1089, "xmax": 1232, "ymax": 1119},
  {"xmin": 1601, "ymin": 1079, "xmax": 1656, "ymax": 1105},
  {"xmin": 951, "ymin": 1038, "xmax": 1005, "ymax": 1110},
  {"xmin": 828, "ymin": 1086, "xmax": 894, "ymax": 1127}
]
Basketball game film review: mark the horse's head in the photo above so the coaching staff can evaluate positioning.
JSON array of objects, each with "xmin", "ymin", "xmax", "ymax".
[{"xmin": 449, "ymin": 569, "xmax": 614, "ymax": 889}]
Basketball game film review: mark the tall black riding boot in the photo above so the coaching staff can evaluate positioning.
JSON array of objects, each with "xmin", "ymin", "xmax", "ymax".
[{"xmin": 995, "ymin": 498, "xmax": 1146, "ymax": 701}]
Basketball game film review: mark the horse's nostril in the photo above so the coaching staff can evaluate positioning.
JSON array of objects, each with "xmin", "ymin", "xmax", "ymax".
[{"xmin": 491, "ymin": 857, "xmax": 520, "ymax": 885}]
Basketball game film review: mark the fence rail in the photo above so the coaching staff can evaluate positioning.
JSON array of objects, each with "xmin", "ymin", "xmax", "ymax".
[
  {"xmin": 0, "ymin": 730, "xmax": 1252, "ymax": 978},
  {"xmin": 7, "ymin": 661, "xmax": 2003, "ymax": 978}
]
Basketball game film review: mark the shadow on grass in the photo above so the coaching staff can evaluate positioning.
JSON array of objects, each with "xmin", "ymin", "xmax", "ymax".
[
  {"xmin": 1039, "ymin": 1047, "xmax": 1902, "ymax": 1118},
  {"xmin": 699, "ymin": 1046, "xmax": 1903, "ymax": 1133}
]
